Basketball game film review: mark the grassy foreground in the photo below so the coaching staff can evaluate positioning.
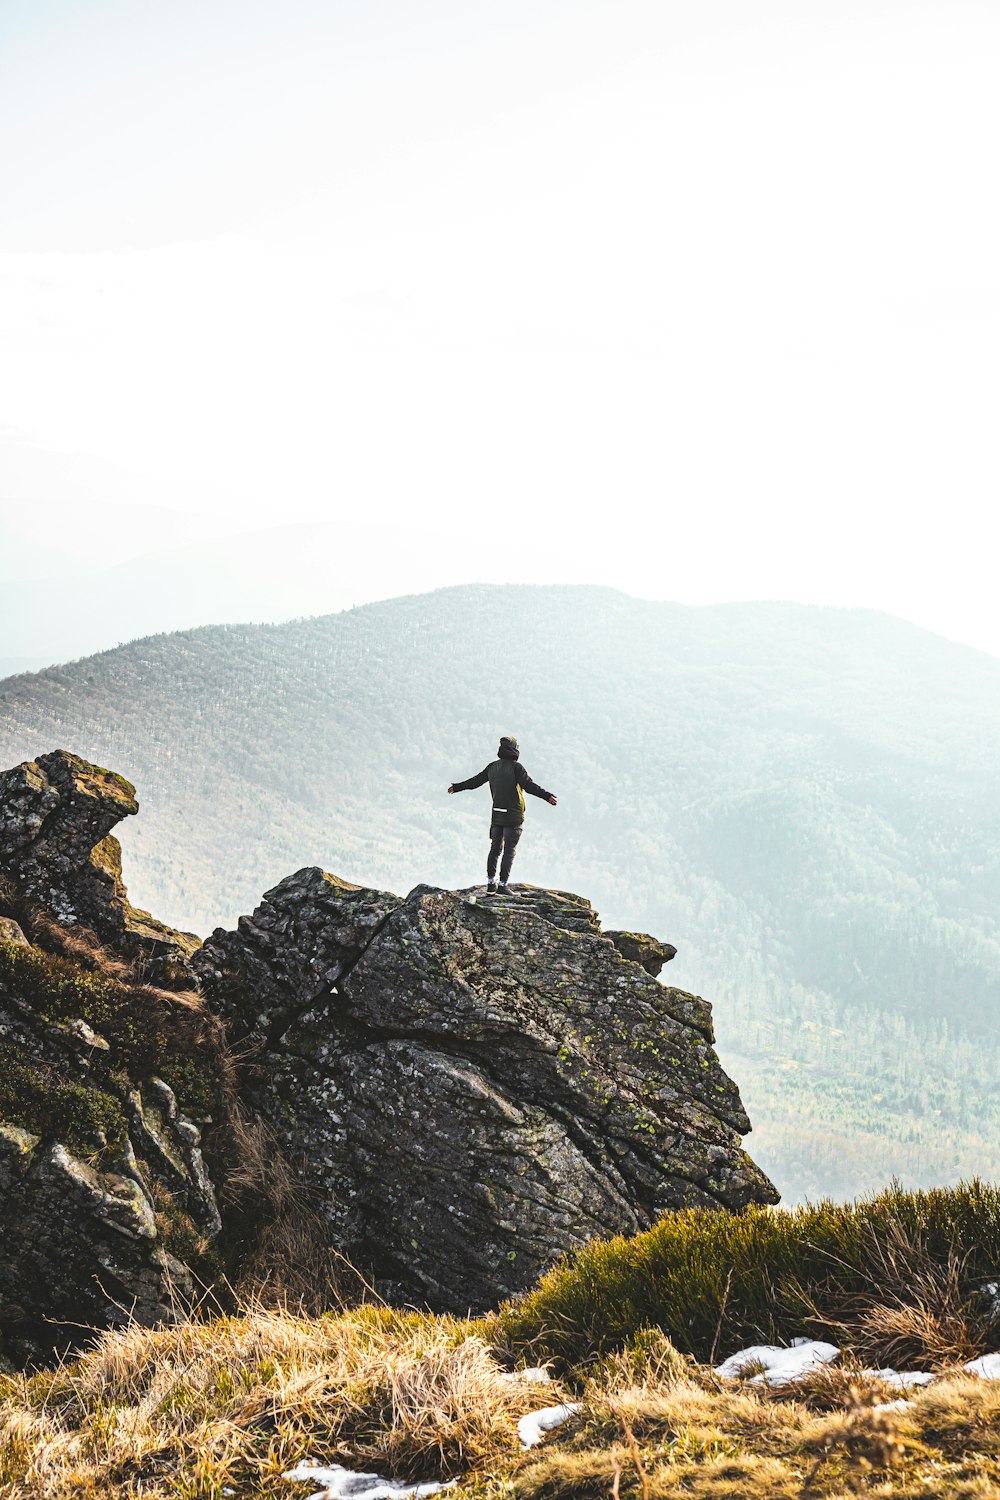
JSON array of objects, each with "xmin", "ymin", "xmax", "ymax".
[{"xmin": 4, "ymin": 1183, "xmax": 1000, "ymax": 1498}]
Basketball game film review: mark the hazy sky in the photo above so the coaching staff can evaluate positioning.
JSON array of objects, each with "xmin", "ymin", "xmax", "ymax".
[{"xmin": 3, "ymin": 1, "xmax": 999, "ymax": 652}]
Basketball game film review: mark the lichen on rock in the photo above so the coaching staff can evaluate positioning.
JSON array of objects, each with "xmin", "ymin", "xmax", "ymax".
[
  {"xmin": 604, "ymin": 928, "xmax": 678, "ymax": 976},
  {"xmin": 0, "ymin": 1122, "xmax": 195, "ymax": 1365}
]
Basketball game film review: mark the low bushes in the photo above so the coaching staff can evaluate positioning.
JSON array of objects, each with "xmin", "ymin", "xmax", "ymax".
[{"xmin": 497, "ymin": 1181, "xmax": 1000, "ymax": 1367}]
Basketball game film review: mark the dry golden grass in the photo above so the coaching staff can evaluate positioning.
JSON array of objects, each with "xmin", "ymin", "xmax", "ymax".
[
  {"xmin": 220, "ymin": 1111, "xmax": 301, "ymax": 1215},
  {"xmin": 584, "ymin": 1328, "xmax": 692, "ymax": 1397},
  {"xmin": 6, "ymin": 1307, "xmax": 1000, "ymax": 1499},
  {"xmin": 754, "ymin": 1361, "xmax": 907, "ymax": 1412},
  {"xmin": 235, "ymin": 1207, "xmax": 365, "ymax": 1311},
  {"xmin": 0, "ymin": 1303, "xmax": 551, "ymax": 1499},
  {"xmin": 14, "ymin": 903, "xmax": 198, "ymax": 1004},
  {"xmin": 797, "ymin": 1220, "xmax": 992, "ymax": 1370},
  {"xmin": 28, "ymin": 910, "xmax": 136, "ymax": 982},
  {"xmin": 514, "ymin": 1365, "xmax": 1000, "ymax": 1500},
  {"xmin": 218, "ymin": 1110, "xmax": 377, "ymax": 1313}
]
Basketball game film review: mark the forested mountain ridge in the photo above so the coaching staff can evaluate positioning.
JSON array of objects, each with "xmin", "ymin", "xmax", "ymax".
[{"xmin": 3, "ymin": 584, "xmax": 1000, "ymax": 1202}]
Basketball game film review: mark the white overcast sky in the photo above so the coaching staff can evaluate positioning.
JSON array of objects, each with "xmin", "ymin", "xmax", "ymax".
[{"xmin": 2, "ymin": 1, "xmax": 999, "ymax": 652}]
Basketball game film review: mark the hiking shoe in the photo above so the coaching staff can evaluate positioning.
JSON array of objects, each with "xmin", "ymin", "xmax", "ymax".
[
  {"xmin": 486, "ymin": 882, "xmax": 498, "ymax": 895},
  {"xmin": 498, "ymin": 883, "xmax": 514, "ymax": 895}
]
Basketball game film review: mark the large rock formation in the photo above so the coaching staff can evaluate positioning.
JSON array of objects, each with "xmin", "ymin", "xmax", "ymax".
[
  {"xmin": 194, "ymin": 874, "xmax": 777, "ymax": 1308},
  {"xmin": 0, "ymin": 749, "xmax": 777, "ymax": 1359}
]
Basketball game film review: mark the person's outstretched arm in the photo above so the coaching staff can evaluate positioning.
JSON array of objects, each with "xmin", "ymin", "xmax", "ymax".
[
  {"xmin": 517, "ymin": 765, "xmax": 558, "ymax": 806},
  {"xmin": 448, "ymin": 766, "xmax": 490, "ymax": 794}
]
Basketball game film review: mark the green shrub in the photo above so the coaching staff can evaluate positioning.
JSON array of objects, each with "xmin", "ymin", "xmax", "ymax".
[{"xmin": 498, "ymin": 1181, "xmax": 1000, "ymax": 1365}]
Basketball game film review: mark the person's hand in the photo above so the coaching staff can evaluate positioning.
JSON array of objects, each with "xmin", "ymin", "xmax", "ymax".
[
  {"xmin": 548, "ymin": 794, "xmax": 558, "ymax": 806},
  {"xmin": 447, "ymin": 785, "xmax": 456, "ymax": 794}
]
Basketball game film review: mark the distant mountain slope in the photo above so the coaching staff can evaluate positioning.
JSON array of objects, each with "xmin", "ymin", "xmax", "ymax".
[
  {"xmin": 3, "ymin": 584, "xmax": 1000, "ymax": 1202},
  {"xmin": 0, "ymin": 517, "xmax": 493, "ymax": 674}
]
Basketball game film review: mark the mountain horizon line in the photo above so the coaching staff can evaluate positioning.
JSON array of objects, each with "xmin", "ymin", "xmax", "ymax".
[{"xmin": 8, "ymin": 579, "xmax": 1000, "ymax": 684}]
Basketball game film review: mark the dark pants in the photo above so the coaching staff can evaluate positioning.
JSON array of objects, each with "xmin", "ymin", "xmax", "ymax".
[{"xmin": 488, "ymin": 823, "xmax": 522, "ymax": 884}]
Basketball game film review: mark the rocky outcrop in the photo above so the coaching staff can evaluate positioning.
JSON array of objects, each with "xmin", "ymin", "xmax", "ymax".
[
  {"xmin": 0, "ymin": 753, "xmax": 220, "ymax": 1362},
  {"xmin": 191, "ymin": 865, "xmax": 400, "ymax": 1047},
  {"xmin": 0, "ymin": 955, "xmax": 221, "ymax": 1359},
  {"xmin": 0, "ymin": 750, "xmax": 198, "ymax": 970},
  {"xmin": 196, "ymin": 877, "xmax": 777, "ymax": 1309},
  {"xmin": 0, "ymin": 926, "xmax": 222, "ymax": 1359},
  {"xmin": 1, "ymin": 749, "xmax": 778, "ymax": 1356}
]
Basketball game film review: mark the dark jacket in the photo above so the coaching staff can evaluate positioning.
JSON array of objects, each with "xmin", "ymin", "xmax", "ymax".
[{"xmin": 451, "ymin": 759, "xmax": 554, "ymax": 828}]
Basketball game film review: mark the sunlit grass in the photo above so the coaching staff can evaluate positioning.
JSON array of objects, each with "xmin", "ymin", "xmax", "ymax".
[
  {"xmin": 5, "ymin": 1309, "xmax": 1000, "ymax": 1499},
  {"xmin": 4, "ymin": 1184, "xmax": 1000, "ymax": 1497},
  {"xmin": 0, "ymin": 1302, "xmax": 543, "ymax": 1499}
]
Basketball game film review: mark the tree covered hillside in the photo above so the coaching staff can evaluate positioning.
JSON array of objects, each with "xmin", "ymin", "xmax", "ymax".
[{"xmin": 3, "ymin": 584, "xmax": 1000, "ymax": 1202}]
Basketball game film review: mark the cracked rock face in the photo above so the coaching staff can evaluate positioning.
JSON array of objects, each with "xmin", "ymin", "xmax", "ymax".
[
  {"xmin": 199, "ymin": 878, "xmax": 779, "ymax": 1310},
  {"xmin": 0, "ymin": 975, "xmax": 221, "ymax": 1362},
  {"xmin": 0, "ymin": 1121, "xmax": 197, "ymax": 1365},
  {"xmin": 191, "ymin": 865, "xmax": 401, "ymax": 1046}
]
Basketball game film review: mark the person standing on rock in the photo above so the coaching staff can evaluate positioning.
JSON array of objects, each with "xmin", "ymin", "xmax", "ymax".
[{"xmin": 448, "ymin": 735, "xmax": 557, "ymax": 895}]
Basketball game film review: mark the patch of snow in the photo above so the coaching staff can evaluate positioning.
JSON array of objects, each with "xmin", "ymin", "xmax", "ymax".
[
  {"xmin": 714, "ymin": 1341, "xmax": 840, "ymax": 1387},
  {"xmin": 517, "ymin": 1402, "xmax": 583, "ymax": 1448},
  {"xmin": 865, "ymin": 1369, "xmax": 935, "ymax": 1389},
  {"xmin": 501, "ymin": 1366, "xmax": 552, "ymax": 1385},
  {"xmin": 282, "ymin": 1463, "xmax": 457, "ymax": 1500},
  {"xmin": 715, "ymin": 1342, "xmax": 1000, "ymax": 1393},
  {"xmin": 873, "ymin": 1399, "xmax": 914, "ymax": 1413}
]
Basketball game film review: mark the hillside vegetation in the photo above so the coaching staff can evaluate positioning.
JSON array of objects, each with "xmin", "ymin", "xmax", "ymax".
[
  {"xmin": 3, "ymin": 585, "xmax": 1000, "ymax": 1201},
  {"xmin": 498, "ymin": 1181, "xmax": 1000, "ymax": 1366},
  {"xmin": 4, "ymin": 1182, "xmax": 1000, "ymax": 1498}
]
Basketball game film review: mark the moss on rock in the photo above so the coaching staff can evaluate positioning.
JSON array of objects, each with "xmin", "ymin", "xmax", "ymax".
[
  {"xmin": 0, "ymin": 1047, "xmax": 126, "ymax": 1158},
  {"xmin": 0, "ymin": 938, "xmax": 224, "ymax": 1121}
]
